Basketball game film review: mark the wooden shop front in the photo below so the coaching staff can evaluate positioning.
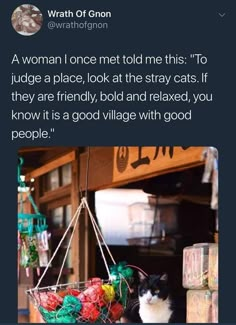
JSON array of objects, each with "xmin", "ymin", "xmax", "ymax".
[{"xmin": 18, "ymin": 146, "xmax": 216, "ymax": 323}]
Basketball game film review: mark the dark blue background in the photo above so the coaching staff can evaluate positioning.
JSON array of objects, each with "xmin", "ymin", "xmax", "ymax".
[{"xmin": 0, "ymin": 0, "xmax": 235, "ymax": 323}]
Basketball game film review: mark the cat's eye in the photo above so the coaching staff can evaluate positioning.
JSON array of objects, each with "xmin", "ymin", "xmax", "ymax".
[{"xmin": 155, "ymin": 289, "xmax": 160, "ymax": 294}]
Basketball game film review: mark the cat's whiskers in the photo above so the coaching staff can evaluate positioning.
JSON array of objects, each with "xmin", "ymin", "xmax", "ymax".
[{"xmin": 131, "ymin": 301, "xmax": 139, "ymax": 310}]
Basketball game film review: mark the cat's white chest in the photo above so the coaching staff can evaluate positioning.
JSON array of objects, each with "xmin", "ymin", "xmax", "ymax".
[{"xmin": 139, "ymin": 298, "xmax": 172, "ymax": 323}]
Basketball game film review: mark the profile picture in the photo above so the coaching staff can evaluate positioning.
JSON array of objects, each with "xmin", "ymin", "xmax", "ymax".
[{"xmin": 11, "ymin": 4, "xmax": 43, "ymax": 36}]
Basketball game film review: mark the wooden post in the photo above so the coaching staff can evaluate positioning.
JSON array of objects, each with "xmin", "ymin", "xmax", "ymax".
[{"xmin": 70, "ymin": 150, "xmax": 80, "ymax": 282}]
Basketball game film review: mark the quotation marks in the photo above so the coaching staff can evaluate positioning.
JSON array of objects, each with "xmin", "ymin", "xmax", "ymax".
[
  {"xmin": 189, "ymin": 54, "xmax": 208, "ymax": 64},
  {"xmin": 49, "ymin": 128, "xmax": 55, "ymax": 138}
]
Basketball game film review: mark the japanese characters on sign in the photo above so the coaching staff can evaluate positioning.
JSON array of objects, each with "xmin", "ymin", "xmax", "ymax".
[{"xmin": 113, "ymin": 146, "xmax": 204, "ymax": 183}]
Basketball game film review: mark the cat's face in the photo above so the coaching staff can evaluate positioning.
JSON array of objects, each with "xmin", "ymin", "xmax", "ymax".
[{"xmin": 138, "ymin": 273, "xmax": 169, "ymax": 305}]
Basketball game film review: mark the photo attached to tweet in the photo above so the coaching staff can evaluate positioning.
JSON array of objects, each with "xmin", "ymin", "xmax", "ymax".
[{"xmin": 17, "ymin": 146, "xmax": 218, "ymax": 323}]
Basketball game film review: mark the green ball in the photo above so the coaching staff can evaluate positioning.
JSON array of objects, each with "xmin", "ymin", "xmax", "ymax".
[
  {"xmin": 62, "ymin": 295, "xmax": 82, "ymax": 313},
  {"xmin": 53, "ymin": 315, "xmax": 77, "ymax": 323}
]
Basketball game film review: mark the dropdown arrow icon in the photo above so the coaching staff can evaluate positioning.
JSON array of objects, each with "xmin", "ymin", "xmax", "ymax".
[{"xmin": 219, "ymin": 12, "xmax": 226, "ymax": 17}]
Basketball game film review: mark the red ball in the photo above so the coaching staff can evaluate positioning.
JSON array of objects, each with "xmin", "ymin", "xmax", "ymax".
[
  {"xmin": 85, "ymin": 277, "xmax": 102, "ymax": 287},
  {"xmin": 80, "ymin": 302, "xmax": 100, "ymax": 322},
  {"xmin": 109, "ymin": 302, "xmax": 124, "ymax": 321},
  {"xmin": 67, "ymin": 288, "xmax": 81, "ymax": 297},
  {"xmin": 36, "ymin": 292, "xmax": 62, "ymax": 311},
  {"xmin": 78, "ymin": 292, "xmax": 87, "ymax": 302},
  {"xmin": 83, "ymin": 284, "xmax": 105, "ymax": 306},
  {"xmin": 57, "ymin": 290, "xmax": 69, "ymax": 298}
]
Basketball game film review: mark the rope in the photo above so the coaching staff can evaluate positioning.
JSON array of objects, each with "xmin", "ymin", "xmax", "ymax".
[
  {"xmin": 35, "ymin": 201, "xmax": 84, "ymax": 289},
  {"xmin": 82, "ymin": 147, "xmax": 116, "ymax": 275},
  {"xmin": 88, "ymin": 208, "xmax": 116, "ymax": 265},
  {"xmin": 35, "ymin": 197, "xmax": 116, "ymax": 288},
  {"xmin": 126, "ymin": 264, "xmax": 148, "ymax": 277},
  {"xmin": 118, "ymin": 272, "xmax": 132, "ymax": 294},
  {"xmin": 83, "ymin": 198, "xmax": 116, "ymax": 265},
  {"xmin": 83, "ymin": 198, "xmax": 111, "ymax": 278}
]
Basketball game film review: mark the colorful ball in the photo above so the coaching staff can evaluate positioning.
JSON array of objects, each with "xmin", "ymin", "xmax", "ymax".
[
  {"xmin": 109, "ymin": 302, "xmax": 124, "ymax": 321},
  {"xmin": 67, "ymin": 288, "xmax": 80, "ymax": 297},
  {"xmin": 101, "ymin": 284, "xmax": 115, "ymax": 302},
  {"xmin": 57, "ymin": 290, "xmax": 69, "ymax": 298},
  {"xmin": 85, "ymin": 277, "xmax": 103, "ymax": 287},
  {"xmin": 80, "ymin": 302, "xmax": 100, "ymax": 322},
  {"xmin": 53, "ymin": 315, "xmax": 77, "ymax": 323},
  {"xmin": 62, "ymin": 295, "xmax": 82, "ymax": 313},
  {"xmin": 82, "ymin": 284, "xmax": 105, "ymax": 306},
  {"xmin": 37, "ymin": 292, "xmax": 62, "ymax": 311}
]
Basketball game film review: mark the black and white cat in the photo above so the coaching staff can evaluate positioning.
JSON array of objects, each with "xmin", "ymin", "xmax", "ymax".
[
  {"xmin": 120, "ymin": 272, "xmax": 185, "ymax": 323},
  {"xmin": 138, "ymin": 273, "xmax": 174, "ymax": 323}
]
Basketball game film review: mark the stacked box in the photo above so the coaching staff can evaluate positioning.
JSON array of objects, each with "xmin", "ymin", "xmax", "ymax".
[
  {"xmin": 208, "ymin": 244, "xmax": 218, "ymax": 290},
  {"xmin": 183, "ymin": 243, "xmax": 219, "ymax": 323},
  {"xmin": 212, "ymin": 291, "xmax": 218, "ymax": 323},
  {"xmin": 183, "ymin": 244, "xmax": 210, "ymax": 289},
  {"xmin": 187, "ymin": 290, "xmax": 212, "ymax": 323}
]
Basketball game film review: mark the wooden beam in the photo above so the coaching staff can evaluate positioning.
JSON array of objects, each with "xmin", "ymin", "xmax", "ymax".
[
  {"xmin": 25, "ymin": 151, "xmax": 76, "ymax": 180},
  {"xmin": 79, "ymin": 147, "xmax": 114, "ymax": 191},
  {"xmin": 79, "ymin": 147, "xmax": 205, "ymax": 191},
  {"xmin": 44, "ymin": 194, "xmax": 71, "ymax": 210},
  {"xmin": 38, "ymin": 147, "xmax": 78, "ymax": 163},
  {"xmin": 113, "ymin": 147, "xmax": 205, "ymax": 185},
  {"xmin": 39, "ymin": 185, "xmax": 71, "ymax": 204}
]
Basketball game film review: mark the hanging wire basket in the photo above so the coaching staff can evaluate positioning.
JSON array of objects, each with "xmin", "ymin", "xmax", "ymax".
[
  {"xmin": 27, "ymin": 278, "xmax": 129, "ymax": 323},
  {"xmin": 26, "ymin": 198, "xmax": 134, "ymax": 323}
]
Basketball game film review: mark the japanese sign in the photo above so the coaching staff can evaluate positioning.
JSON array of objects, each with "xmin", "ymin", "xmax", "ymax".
[{"xmin": 113, "ymin": 146, "xmax": 204, "ymax": 183}]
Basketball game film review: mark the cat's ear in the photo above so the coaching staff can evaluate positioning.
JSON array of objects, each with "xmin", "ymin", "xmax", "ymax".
[
  {"xmin": 138, "ymin": 271, "xmax": 147, "ymax": 281},
  {"xmin": 160, "ymin": 273, "xmax": 168, "ymax": 283}
]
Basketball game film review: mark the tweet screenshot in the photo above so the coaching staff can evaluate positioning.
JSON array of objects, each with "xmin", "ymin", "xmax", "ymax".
[{"xmin": 0, "ymin": 0, "xmax": 235, "ymax": 324}]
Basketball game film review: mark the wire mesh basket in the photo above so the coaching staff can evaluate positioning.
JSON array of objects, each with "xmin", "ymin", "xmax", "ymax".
[
  {"xmin": 27, "ymin": 278, "xmax": 130, "ymax": 323},
  {"xmin": 26, "ymin": 198, "xmax": 133, "ymax": 323}
]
